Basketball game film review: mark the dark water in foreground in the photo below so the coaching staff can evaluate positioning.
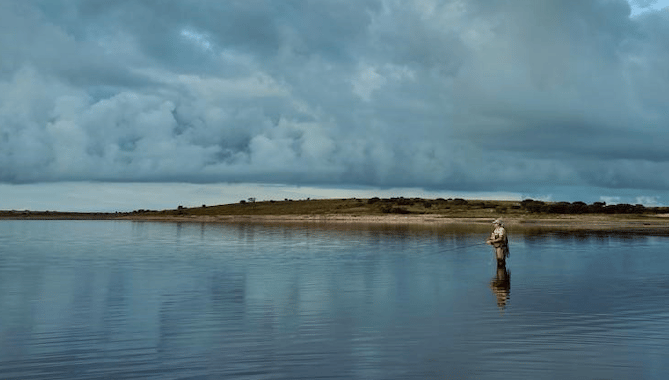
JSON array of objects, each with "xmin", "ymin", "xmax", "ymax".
[{"xmin": 1, "ymin": 220, "xmax": 668, "ymax": 379}]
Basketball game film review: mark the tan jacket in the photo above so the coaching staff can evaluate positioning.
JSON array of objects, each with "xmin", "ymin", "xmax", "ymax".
[{"xmin": 489, "ymin": 227, "xmax": 508, "ymax": 248}]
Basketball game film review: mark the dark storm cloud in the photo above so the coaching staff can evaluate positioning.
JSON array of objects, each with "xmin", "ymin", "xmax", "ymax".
[{"xmin": 1, "ymin": 0, "xmax": 668, "ymax": 199}]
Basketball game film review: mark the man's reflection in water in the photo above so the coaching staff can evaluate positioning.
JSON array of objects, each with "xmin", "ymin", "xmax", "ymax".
[{"xmin": 490, "ymin": 264, "xmax": 511, "ymax": 310}]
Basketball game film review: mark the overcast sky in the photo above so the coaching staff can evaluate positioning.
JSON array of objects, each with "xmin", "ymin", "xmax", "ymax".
[{"xmin": 1, "ymin": 0, "xmax": 669, "ymax": 211}]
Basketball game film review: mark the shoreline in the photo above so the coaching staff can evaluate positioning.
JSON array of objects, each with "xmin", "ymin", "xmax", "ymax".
[
  {"xmin": 4, "ymin": 213, "xmax": 669, "ymax": 233},
  {"xmin": 124, "ymin": 214, "xmax": 669, "ymax": 232},
  {"xmin": 3, "ymin": 196, "xmax": 669, "ymax": 234}
]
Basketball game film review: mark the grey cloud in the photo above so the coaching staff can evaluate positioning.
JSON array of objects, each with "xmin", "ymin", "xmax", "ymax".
[
  {"xmin": 45, "ymin": 0, "xmax": 380, "ymax": 72},
  {"xmin": 632, "ymin": 0, "xmax": 658, "ymax": 8},
  {"xmin": 576, "ymin": 159, "xmax": 669, "ymax": 190},
  {"xmin": 0, "ymin": 1, "xmax": 159, "ymax": 101},
  {"xmin": 1, "ymin": 0, "xmax": 669, "ymax": 202}
]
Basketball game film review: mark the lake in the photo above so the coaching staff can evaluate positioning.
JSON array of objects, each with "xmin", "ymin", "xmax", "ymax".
[{"xmin": 1, "ymin": 220, "xmax": 668, "ymax": 379}]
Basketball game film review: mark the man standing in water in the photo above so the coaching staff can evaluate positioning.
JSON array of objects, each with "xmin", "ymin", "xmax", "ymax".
[{"xmin": 486, "ymin": 219, "xmax": 509, "ymax": 266}]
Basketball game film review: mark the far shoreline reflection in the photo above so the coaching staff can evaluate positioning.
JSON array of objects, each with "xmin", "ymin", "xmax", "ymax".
[{"xmin": 490, "ymin": 264, "xmax": 511, "ymax": 310}]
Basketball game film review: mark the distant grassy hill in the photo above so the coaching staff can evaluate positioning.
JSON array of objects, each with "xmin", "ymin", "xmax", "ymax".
[
  {"xmin": 124, "ymin": 197, "xmax": 669, "ymax": 219},
  {"xmin": 158, "ymin": 197, "xmax": 519, "ymax": 218},
  {"xmin": 2, "ymin": 197, "xmax": 668, "ymax": 219}
]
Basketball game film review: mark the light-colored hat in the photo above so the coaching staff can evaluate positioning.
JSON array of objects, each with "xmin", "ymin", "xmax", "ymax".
[{"xmin": 492, "ymin": 219, "xmax": 503, "ymax": 226}]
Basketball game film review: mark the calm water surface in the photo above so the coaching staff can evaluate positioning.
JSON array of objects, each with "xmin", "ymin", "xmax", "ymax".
[{"xmin": 1, "ymin": 220, "xmax": 668, "ymax": 379}]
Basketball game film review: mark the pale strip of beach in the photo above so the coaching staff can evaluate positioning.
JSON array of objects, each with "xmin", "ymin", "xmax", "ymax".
[
  {"xmin": 113, "ymin": 213, "xmax": 669, "ymax": 233},
  {"xmin": 3, "ymin": 211, "xmax": 669, "ymax": 233}
]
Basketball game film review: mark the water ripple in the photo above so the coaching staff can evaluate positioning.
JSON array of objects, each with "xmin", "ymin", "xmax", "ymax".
[{"xmin": 2, "ymin": 221, "xmax": 669, "ymax": 379}]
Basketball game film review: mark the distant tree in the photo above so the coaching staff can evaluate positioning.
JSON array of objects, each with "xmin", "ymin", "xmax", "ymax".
[
  {"xmin": 521, "ymin": 199, "xmax": 544, "ymax": 213},
  {"xmin": 390, "ymin": 207, "xmax": 411, "ymax": 214},
  {"xmin": 568, "ymin": 201, "xmax": 588, "ymax": 214},
  {"xmin": 633, "ymin": 204, "xmax": 646, "ymax": 214},
  {"xmin": 393, "ymin": 197, "xmax": 413, "ymax": 206},
  {"xmin": 603, "ymin": 204, "xmax": 623, "ymax": 214},
  {"xmin": 546, "ymin": 202, "xmax": 570, "ymax": 214}
]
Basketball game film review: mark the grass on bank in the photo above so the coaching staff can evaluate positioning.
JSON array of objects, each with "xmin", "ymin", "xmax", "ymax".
[
  {"xmin": 164, "ymin": 198, "xmax": 520, "ymax": 218},
  {"xmin": 150, "ymin": 197, "xmax": 669, "ymax": 218}
]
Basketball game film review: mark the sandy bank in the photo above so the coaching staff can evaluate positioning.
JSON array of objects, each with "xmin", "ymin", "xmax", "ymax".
[
  {"xmin": 3, "ymin": 211, "xmax": 669, "ymax": 233},
  {"xmin": 113, "ymin": 214, "xmax": 669, "ymax": 232}
]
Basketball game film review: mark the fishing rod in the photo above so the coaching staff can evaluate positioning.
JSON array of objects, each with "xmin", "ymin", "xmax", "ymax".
[{"xmin": 439, "ymin": 242, "xmax": 489, "ymax": 252}]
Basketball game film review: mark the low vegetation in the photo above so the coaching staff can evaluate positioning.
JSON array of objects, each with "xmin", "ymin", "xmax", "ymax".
[
  {"xmin": 160, "ymin": 197, "xmax": 669, "ymax": 218},
  {"xmin": 3, "ymin": 197, "xmax": 667, "ymax": 220}
]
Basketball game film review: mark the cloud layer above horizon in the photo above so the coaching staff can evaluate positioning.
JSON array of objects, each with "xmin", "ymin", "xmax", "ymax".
[{"xmin": 1, "ymin": 0, "xmax": 669, "ymax": 201}]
